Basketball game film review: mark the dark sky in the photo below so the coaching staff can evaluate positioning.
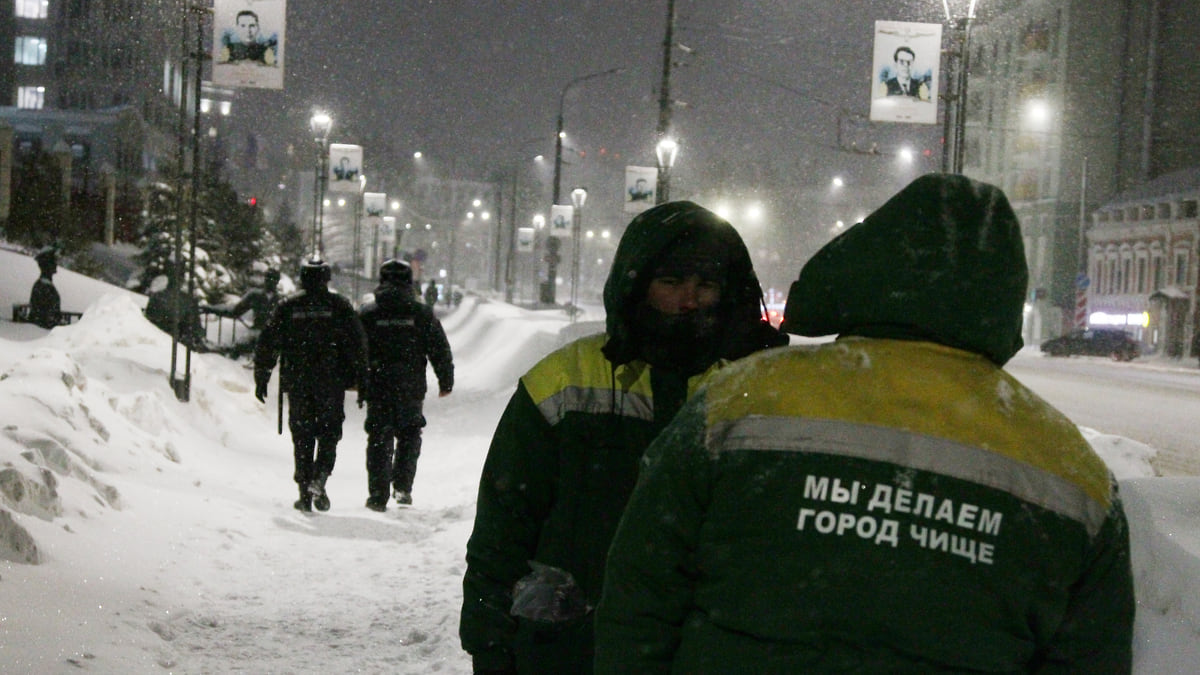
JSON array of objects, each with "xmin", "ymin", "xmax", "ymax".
[{"xmin": 228, "ymin": 0, "xmax": 952, "ymax": 287}]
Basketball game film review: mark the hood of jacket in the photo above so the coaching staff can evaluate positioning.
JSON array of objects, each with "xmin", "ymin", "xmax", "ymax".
[
  {"xmin": 780, "ymin": 173, "xmax": 1027, "ymax": 366},
  {"xmin": 601, "ymin": 201, "xmax": 781, "ymax": 366},
  {"xmin": 372, "ymin": 282, "xmax": 416, "ymax": 311}
]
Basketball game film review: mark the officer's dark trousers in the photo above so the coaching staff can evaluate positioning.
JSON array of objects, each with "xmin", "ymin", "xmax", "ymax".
[
  {"xmin": 288, "ymin": 391, "xmax": 346, "ymax": 486},
  {"xmin": 364, "ymin": 397, "xmax": 425, "ymax": 500}
]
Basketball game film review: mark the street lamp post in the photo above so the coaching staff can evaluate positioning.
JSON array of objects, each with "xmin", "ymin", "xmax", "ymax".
[
  {"xmin": 351, "ymin": 174, "xmax": 366, "ymax": 304},
  {"xmin": 553, "ymin": 68, "xmax": 624, "ymax": 205},
  {"xmin": 655, "ymin": 138, "xmax": 679, "ymax": 204},
  {"xmin": 569, "ymin": 187, "xmax": 587, "ymax": 321},
  {"xmin": 310, "ymin": 112, "xmax": 333, "ymax": 255},
  {"xmin": 548, "ymin": 68, "xmax": 622, "ymax": 306},
  {"xmin": 942, "ymin": 0, "xmax": 979, "ymax": 173}
]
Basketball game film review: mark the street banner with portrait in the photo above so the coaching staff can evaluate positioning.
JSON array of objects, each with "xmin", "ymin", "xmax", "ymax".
[
  {"xmin": 363, "ymin": 192, "xmax": 386, "ymax": 220},
  {"xmin": 549, "ymin": 205, "xmax": 574, "ymax": 238},
  {"xmin": 327, "ymin": 144, "xmax": 363, "ymax": 192},
  {"xmin": 869, "ymin": 20, "xmax": 941, "ymax": 124},
  {"xmin": 378, "ymin": 216, "xmax": 397, "ymax": 269},
  {"xmin": 624, "ymin": 165, "xmax": 658, "ymax": 214},
  {"xmin": 517, "ymin": 227, "xmax": 535, "ymax": 253},
  {"xmin": 212, "ymin": 0, "xmax": 286, "ymax": 90}
]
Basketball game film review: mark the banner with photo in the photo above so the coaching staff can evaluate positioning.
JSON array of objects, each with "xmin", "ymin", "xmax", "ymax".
[
  {"xmin": 327, "ymin": 144, "xmax": 363, "ymax": 192},
  {"xmin": 212, "ymin": 0, "xmax": 286, "ymax": 90},
  {"xmin": 363, "ymin": 192, "xmax": 387, "ymax": 221},
  {"xmin": 624, "ymin": 165, "xmax": 658, "ymax": 213},
  {"xmin": 517, "ymin": 227, "xmax": 535, "ymax": 253},
  {"xmin": 869, "ymin": 20, "xmax": 941, "ymax": 124},
  {"xmin": 549, "ymin": 205, "xmax": 574, "ymax": 237}
]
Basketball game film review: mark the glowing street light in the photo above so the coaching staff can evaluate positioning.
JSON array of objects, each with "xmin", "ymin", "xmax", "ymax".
[
  {"xmin": 569, "ymin": 187, "xmax": 588, "ymax": 320},
  {"xmin": 309, "ymin": 111, "xmax": 333, "ymax": 254},
  {"xmin": 655, "ymin": 138, "xmax": 679, "ymax": 204}
]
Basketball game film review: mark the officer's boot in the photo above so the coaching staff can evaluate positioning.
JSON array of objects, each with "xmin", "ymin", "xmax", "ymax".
[
  {"xmin": 309, "ymin": 472, "xmax": 331, "ymax": 512},
  {"xmin": 293, "ymin": 484, "xmax": 312, "ymax": 512}
]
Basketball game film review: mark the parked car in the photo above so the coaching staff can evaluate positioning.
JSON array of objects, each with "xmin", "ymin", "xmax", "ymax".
[{"xmin": 1040, "ymin": 328, "xmax": 1140, "ymax": 361}]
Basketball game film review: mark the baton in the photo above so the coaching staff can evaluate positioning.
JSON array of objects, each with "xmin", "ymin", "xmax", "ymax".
[{"xmin": 276, "ymin": 354, "xmax": 285, "ymax": 435}]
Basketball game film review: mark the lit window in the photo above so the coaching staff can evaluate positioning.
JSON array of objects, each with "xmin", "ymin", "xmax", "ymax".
[
  {"xmin": 14, "ymin": 36, "xmax": 48, "ymax": 65},
  {"xmin": 15, "ymin": 0, "xmax": 49, "ymax": 19},
  {"xmin": 17, "ymin": 86, "xmax": 44, "ymax": 109}
]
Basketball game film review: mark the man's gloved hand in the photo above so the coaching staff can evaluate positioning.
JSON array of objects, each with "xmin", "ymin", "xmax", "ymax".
[{"xmin": 255, "ymin": 379, "xmax": 268, "ymax": 403}]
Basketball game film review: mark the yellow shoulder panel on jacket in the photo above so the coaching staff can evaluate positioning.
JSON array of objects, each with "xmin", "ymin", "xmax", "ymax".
[{"xmin": 702, "ymin": 339, "xmax": 1113, "ymax": 509}]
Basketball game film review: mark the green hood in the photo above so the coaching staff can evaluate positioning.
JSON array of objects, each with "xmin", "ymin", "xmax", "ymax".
[
  {"xmin": 602, "ymin": 201, "xmax": 782, "ymax": 366},
  {"xmin": 780, "ymin": 173, "xmax": 1027, "ymax": 365}
]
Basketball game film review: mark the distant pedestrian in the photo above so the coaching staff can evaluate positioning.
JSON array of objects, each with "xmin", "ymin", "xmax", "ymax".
[
  {"xmin": 358, "ymin": 259, "xmax": 454, "ymax": 511},
  {"xmin": 254, "ymin": 257, "xmax": 367, "ymax": 513},
  {"xmin": 28, "ymin": 246, "xmax": 62, "ymax": 329},
  {"xmin": 424, "ymin": 278, "xmax": 439, "ymax": 307},
  {"xmin": 145, "ymin": 273, "xmax": 207, "ymax": 351}
]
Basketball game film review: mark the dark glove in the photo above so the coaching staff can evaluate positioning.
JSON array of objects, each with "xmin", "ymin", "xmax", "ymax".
[{"xmin": 255, "ymin": 379, "xmax": 268, "ymax": 403}]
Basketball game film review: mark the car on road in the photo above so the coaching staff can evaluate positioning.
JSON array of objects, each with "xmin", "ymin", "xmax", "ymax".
[{"xmin": 1040, "ymin": 328, "xmax": 1140, "ymax": 361}]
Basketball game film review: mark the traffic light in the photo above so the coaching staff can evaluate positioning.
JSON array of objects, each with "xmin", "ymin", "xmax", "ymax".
[{"xmin": 247, "ymin": 196, "xmax": 258, "ymax": 207}]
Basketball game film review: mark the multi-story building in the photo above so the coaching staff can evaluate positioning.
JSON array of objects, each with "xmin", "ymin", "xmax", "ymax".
[
  {"xmin": 963, "ymin": 0, "xmax": 1200, "ymax": 345},
  {"xmin": 1, "ymin": 0, "xmax": 195, "ymax": 242},
  {"xmin": 1086, "ymin": 167, "xmax": 1200, "ymax": 357}
]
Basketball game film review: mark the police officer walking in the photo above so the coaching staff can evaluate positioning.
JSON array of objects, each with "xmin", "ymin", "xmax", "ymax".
[
  {"xmin": 358, "ymin": 259, "xmax": 453, "ymax": 511},
  {"xmin": 254, "ymin": 257, "xmax": 367, "ymax": 513}
]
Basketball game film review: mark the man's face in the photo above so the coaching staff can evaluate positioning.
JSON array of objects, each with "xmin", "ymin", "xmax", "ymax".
[
  {"xmin": 236, "ymin": 15, "xmax": 259, "ymax": 42},
  {"xmin": 646, "ymin": 275, "xmax": 721, "ymax": 315},
  {"xmin": 895, "ymin": 51, "xmax": 913, "ymax": 79}
]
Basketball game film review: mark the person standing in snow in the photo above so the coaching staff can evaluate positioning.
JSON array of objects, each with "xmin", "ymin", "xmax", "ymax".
[
  {"xmin": 202, "ymin": 267, "xmax": 283, "ymax": 358},
  {"xmin": 28, "ymin": 246, "xmax": 62, "ymax": 329},
  {"xmin": 357, "ymin": 259, "xmax": 454, "ymax": 512},
  {"xmin": 459, "ymin": 201, "xmax": 787, "ymax": 674},
  {"xmin": 144, "ymin": 273, "xmax": 208, "ymax": 351},
  {"xmin": 254, "ymin": 257, "xmax": 367, "ymax": 513},
  {"xmin": 594, "ymin": 174, "xmax": 1135, "ymax": 673},
  {"xmin": 424, "ymin": 278, "xmax": 440, "ymax": 307}
]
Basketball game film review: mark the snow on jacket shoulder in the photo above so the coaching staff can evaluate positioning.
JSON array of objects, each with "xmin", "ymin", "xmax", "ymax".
[{"xmin": 596, "ymin": 338, "xmax": 1134, "ymax": 674}]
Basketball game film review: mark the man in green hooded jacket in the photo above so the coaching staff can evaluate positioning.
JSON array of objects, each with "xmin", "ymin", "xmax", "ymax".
[
  {"xmin": 459, "ymin": 201, "xmax": 786, "ymax": 674},
  {"xmin": 595, "ymin": 174, "xmax": 1134, "ymax": 673}
]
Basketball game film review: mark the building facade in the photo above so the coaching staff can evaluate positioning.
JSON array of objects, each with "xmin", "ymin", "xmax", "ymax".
[
  {"xmin": 1086, "ymin": 167, "xmax": 1200, "ymax": 357},
  {"xmin": 963, "ymin": 0, "xmax": 1200, "ymax": 345},
  {"xmin": 1, "ymin": 0, "xmax": 195, "ymax": 242}
]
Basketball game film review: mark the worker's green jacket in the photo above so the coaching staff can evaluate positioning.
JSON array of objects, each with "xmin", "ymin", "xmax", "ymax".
[
  {"xmin": 595, "ymin": 338, "xmax": 1135, "ymax": 673},
  {"xmin": 461, "ymin": 333, "xmax": 723, "ymax": 672}
]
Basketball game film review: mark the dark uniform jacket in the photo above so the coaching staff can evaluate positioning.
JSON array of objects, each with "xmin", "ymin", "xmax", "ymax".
[
  {"xmin": 358, "ymin": 283, "xmax": 453, "ymax": 401},
  {"xmin": 595, "ymin": 175, "xmax": 1135, "ymax": 673},
  {"xmin": 254, "ymin": 288, "xmax": 366, "ymax": 397},
  {"xmin": 29, "ymin": 277, "xmax": 61, "ymax": 329},
  {"xmin": 460, "ymin": 201, "xmax": 786, "ymax": 674}
]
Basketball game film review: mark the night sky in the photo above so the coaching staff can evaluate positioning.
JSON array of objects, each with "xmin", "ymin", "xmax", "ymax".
[{"xmin": 226, "ymin": 0, "xmax": 954, "ymax": 289}]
